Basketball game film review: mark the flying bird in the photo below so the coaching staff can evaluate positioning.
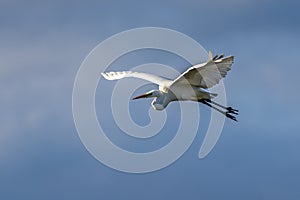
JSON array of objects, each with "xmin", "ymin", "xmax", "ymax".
[{"xmin": 101, "ymin": 52, "xmax": 238, "ymax": 121}]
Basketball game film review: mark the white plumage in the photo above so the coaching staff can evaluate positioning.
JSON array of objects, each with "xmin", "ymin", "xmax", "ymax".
[{"xmin": 102, "ymin": 51, "xmax": 238, "ymax": 121}]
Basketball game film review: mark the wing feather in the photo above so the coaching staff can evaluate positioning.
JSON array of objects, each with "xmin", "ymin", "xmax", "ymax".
[
  {"xmin": 171, "ymin": 54, "xmax": 234, "ymax": 89},
  {"xmin": 101, "ymin": 71, "xmax": 172, "ymax": 87}
]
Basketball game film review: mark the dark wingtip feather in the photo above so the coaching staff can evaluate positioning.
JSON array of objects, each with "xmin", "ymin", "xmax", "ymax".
[
  {"xmin": 212, "ymin": 54, "xmax": 219, "ymax": 60},
  {"xmin": 217, "ymin": 53, "xmax": 224, "ymax": 60}
]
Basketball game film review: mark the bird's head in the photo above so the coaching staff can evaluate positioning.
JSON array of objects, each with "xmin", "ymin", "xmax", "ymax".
[
  {"xmin": 132, "ymin": 90, "xmax": 161, "ymax": 100},
  {"xmin": 132, "ymin": 90, "xmax": 167, "ymax": 111}
]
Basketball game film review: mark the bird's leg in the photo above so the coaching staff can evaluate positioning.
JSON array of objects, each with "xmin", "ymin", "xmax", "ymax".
[
  {"xmin": 199, "ymin": 99, "xmax": 237, "ymax": 122},
  {"xmin": 204, "ymin": 99, "xmax": 239, "ymax": 115}
]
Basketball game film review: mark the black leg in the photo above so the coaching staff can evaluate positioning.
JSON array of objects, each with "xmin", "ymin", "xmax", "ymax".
[
  {"xmin": 199, "ymin": 99, "xmax": 237, "ymax": 122},
  {"xmin": 204, "ymin": 99, "xmax": 239, "ymax": 115}
]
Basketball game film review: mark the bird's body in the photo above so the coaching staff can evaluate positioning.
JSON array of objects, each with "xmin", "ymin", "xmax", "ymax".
[
  {"xmin": 102, "ymin": 51, "xmax": 238, "ymax": 121},
  {"xmin": 150, "ymin": 87, "xmax": 215, "ymax": 111}
]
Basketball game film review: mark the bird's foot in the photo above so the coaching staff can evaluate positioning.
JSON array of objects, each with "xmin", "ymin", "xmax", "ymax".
[
  {"xmin": 226, "ymin": 112, "xmax": 238, "ymax": 122},
  {"xmin": 227, "ymin": 107, "xmax": 239, "ymax": 115}
]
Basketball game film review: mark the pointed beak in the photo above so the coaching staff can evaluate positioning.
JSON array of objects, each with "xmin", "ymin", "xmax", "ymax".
[{"xmin": 132, "ymin": 93, "xmax": 151, "ymax": 100}]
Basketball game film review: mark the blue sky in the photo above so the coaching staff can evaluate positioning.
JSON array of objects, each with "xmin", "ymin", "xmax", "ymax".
[{"xmin": 1, "ymin": 0, "xmax": 300, "ymax": 199}]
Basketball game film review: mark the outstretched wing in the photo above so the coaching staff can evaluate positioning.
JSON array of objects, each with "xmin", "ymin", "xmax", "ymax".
[
  {"xmin": 171, "ymin": 53, "xmax": 234, "ymax": 89},
  {"xmin": 101, "ymin": 71, "xmax": 173, "ymax": 88}
]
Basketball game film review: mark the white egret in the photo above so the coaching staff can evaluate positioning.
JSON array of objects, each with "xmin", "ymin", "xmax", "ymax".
[{"xmin": 101, "ymin": 52, "xmax": 238, "ymax": 121}]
